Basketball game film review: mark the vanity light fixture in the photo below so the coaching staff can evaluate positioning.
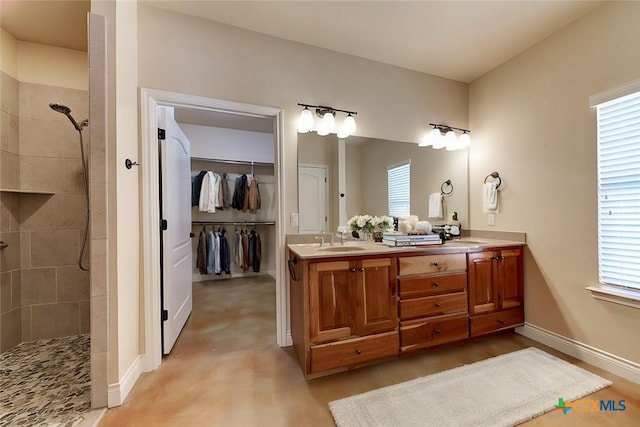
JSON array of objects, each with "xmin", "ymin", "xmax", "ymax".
[
  {"xmin": 420, "ymin": 123, "xmax": 471, "ymax": 150},
  {"xmin": 297, "ymin": 103, "xmax": 358, "ymax": 138}
]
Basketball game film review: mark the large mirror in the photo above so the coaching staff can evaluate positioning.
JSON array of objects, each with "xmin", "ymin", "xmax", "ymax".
[{"xmin": 298, "ymin": 133, "xmax": 468, "ymax": 234}]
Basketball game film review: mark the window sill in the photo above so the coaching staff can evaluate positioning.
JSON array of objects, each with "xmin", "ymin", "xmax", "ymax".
[{"xmin": 586, "ymin": 285, "xmax": 640, "ymax": 309}]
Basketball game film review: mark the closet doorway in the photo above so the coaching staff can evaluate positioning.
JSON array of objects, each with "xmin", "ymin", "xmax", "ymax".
[{"xmin": 140, "ymin": 89, "xmax": 285, "ymax": 372}]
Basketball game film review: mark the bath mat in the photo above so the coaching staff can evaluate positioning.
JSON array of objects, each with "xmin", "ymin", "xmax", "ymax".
[{"xmin": 329, "ymin": 347, "xmax": 612, "ymax": 427}]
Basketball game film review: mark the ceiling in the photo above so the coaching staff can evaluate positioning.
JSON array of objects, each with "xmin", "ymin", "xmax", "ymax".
[{"xmin": 1, "ymin": 1, "xmax": 603, "ymax": 82}]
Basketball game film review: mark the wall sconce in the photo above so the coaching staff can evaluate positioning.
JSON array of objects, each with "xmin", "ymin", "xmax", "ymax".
[
  {"xmin": 297, "ymin": 103, "xmax": 358, "ymax": 138},
  {"xmin": 419, "ymin": 123, "xmax": 471, "ymax": 150}
]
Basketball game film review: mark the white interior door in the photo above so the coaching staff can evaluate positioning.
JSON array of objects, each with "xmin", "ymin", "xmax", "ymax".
[
  {"xmin": 298, "ymin": 164, "xmax": 328, "ymax": 233},
  {"xmin": 159, "ymin": 106, "xmax": 193, "ymax": 354}
]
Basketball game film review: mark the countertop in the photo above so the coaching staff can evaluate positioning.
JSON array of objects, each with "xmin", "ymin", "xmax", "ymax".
[{"xmin": 287, "ymin": 237, "xmax": 525, "ymax": 260}]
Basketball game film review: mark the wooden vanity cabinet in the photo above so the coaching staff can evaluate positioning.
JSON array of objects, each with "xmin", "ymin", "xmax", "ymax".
[
  {"xmin": 297, "ymin": 256, "xmax": 398, "ymax": 376},
  {"xmin": 468, "ymin": 247, "xmax": 524, "ymax": 337},
  {"xmin": 397, "ymin": 253, "xmax": 469, "ymax": 352}
]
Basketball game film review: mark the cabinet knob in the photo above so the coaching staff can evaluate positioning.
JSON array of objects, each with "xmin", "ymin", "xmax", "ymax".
[
  {"xmin": 431, "ymin": 261, "xmax": 439, "ymax": 267},
  {"xmin": 432, "ymin": 282, "xmax": 439, "ymax": 288},
  {"xmin": 434, "ymin": 303, "xmax": 441, "ymax": 308},
  {"xmin": 350, "ymin": 268, "xmax": 357, "ymax": 272},
  {"xmin": 359, "ymin": 267, "xmax": 365, "ymax": 272},
  {"xmin": 433, "ymin": 328, "xmax": 441, "ymax": 334},
  {"xmin": 355, "ymin": 349, "xmax": 362, "ymax": 355}
]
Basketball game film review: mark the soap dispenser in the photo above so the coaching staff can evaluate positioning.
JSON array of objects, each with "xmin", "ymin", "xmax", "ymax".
[{"xmin": 449, "ymin": 211, "xmax": 461, "ymax": 237}]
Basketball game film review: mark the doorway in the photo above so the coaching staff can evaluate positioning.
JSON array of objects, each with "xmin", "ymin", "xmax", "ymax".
[{"xmin": 139, "ymin": 88, "xmax": 286, "ymax": 372}]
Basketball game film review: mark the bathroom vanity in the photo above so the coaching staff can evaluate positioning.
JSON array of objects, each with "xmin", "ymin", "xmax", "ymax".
[{"xmin": 287, "ymin": 238, "xmax": 524, "ymax": 378}]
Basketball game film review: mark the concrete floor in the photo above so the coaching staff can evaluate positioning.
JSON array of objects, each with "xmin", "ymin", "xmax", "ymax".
[{"xmin": 98, "ymin": 275, "xmax": 640, "ymax": 426}]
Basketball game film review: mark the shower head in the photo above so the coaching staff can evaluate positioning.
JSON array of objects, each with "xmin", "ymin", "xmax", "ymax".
[
  {"xmin": 49, "ymin": 103, "xmax": 72, "ymax": 115},
  {"xmin": 49, "ymin": 103, "xmax": 87, "ymax": 131}
]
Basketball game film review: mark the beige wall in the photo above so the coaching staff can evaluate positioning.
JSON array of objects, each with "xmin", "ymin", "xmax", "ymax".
[
  {"xmin": 17, "ymin": 41, "xmax": 87, "ymax": 90},
  {"xmin": 137, "ymin": 4, "xmax": 468, "ymax": 237},
  {"xmin": 469, "ymin": 1, "xmax": 640, "ymax": 363}
]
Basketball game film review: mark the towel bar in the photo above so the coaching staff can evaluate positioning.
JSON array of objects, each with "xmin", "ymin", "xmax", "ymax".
[
  {"xmin": 440, "ymin": 180, "xmax": 453, "ymax": 195},
  {"xmin": 484, "ymin": 172, "xmax": 502, "ymax": 189}
]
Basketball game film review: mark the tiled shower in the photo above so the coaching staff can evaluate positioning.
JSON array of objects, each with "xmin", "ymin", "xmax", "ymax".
[{"xmin": 0, "ymin": 72, "xmax": 90, "ymax": 352}]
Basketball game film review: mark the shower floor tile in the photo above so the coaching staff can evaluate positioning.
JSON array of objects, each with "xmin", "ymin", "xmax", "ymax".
[{"xmin": 0, "ymin": 334, "xmax": 90, "ymax": 426}]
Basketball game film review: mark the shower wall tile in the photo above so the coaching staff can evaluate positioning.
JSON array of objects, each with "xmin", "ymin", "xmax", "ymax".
[
  {"xmin": 18, "ymin": 117, "xmax": 57, "ymax": 158},
  {"xmin": 21, "ymin": 267, "xmax": 56, "ymax": 305},
  {"xmin": 30, "ymin": 230, "xmax": 78, "ymax": 267},
  {"xmin": 91, "ymin": 295, "xmax": 107, "ymax": 353},
  {"xmin": 90, "ymin": 239, "xmax": 107, "ymax": 297},
  {"xmin": 1, "ymin": 111, "xmax": 19, "ymax": 154},
  {"xmin": 19, "ymin": 194, "xmax": 56, "ymax": 230},
  {"xmin": 53, "ymin": 194, "xmax": 86, "ymax": 230},
  {"xmin": 0, "ymin": 272, "xmax": 11, "ymax": 313},
  {"xmin": 11, "ymin": 270, "xmax": 21, "ymax": 309},
  {"xmin": 18, "ymin": 83, "xmax": 88, "ymax": 122},
  {"xmin": 20, "ymin": 231, "xmax": 30, "ymax": 269},
  {"xmin": 89, "ymin": 125, "xmax": 106, "ymax": 184},
  {"xmin": 0, "ymin": 307, "xmax": 21, "ymax": 352},
  {"xmin": 57, "ymin": 265, "xmax": 89, "ymax": 302},
  {"xmin": 1, "ymin": 150, "xmax": 19, "ymax": 189},
  {"xmin": 21, "ymin": 305, "xmax": 31, "ymax": 342},
  {"xmin": 0, "ymin": 231, "xmax": 20, "ymax": 272},
  {"xmin": 31, "ymin": 302, "xmax": 79, "ymax": 340},
  {"xmin": 80, "ymin": 300, "xmax": 90, "ymax": 334},
  {"xmin": 91, "ymin": 351, "xmax": 108, "ymax": 408},
  {"xmin": 90, "ymin": 182, "xmax": 106, "ymax": 239},
  {"xmin": 0, "ymin": 193, "xmax": 11, "ymax": 232},
  {"xmin": 1, "ymin": 72, "xmax": 19, "ymax": 116},
  {"xmin": 23, "ymin": 157, "xmax": 83, "ymax": 194}
]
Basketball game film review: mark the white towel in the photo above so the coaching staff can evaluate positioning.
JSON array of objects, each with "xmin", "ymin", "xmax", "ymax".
[
  {"xmin": 428, "ymin": 193, "xmax": 443, "ymax": 219},
  {"xmin": 483, "ymin": 182, "xmax": 499, "ymax": 213}
]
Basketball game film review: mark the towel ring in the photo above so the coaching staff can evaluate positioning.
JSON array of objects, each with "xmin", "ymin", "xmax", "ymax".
[
  {"xmin": 484, "ymin": 172, "xmax": 502, "ymax": 189},
  {"xmin": 440, "ymin": 179, "xmax": 453, "ymax": 195}
]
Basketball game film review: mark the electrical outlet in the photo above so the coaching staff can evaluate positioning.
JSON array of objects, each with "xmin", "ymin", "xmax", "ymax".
[
  {"xmin": 488, "ymin": 214, "xmax": 495, "ymax": 226},
  {"xmin": 290, "ymin": 212, "xmax": 299, "ymax": 226}
]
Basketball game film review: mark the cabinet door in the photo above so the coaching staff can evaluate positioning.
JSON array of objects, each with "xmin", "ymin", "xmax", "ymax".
[
  {"xmin": 309, "ymin": 261, "xmax": 354, "ymax": 344},
  {"xmin": 468, "ymin": 251, "xmax": 499, "ymax": 314},
  {"xmin": 353, "ymin": 258, "xmax": 398, "ymax": 336},
  {"xmin": 498, "ymin": 248, "xmax": 523, "ymax": 309}
]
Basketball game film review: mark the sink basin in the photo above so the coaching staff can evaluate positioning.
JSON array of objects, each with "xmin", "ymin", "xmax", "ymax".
[{"xmin": 318, "ymin": 245, "xmax": 366, "ymax": 252}]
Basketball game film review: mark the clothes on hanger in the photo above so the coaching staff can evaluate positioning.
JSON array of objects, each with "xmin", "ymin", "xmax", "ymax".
[{"xmin": 248, "ymin": 177, "xmax": 261, "ymax": 214}]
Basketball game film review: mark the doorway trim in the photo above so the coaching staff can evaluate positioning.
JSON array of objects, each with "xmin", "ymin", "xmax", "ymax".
[{"xmin": 139, "ymin": 88, "xmax": 285, "ymax": 371}]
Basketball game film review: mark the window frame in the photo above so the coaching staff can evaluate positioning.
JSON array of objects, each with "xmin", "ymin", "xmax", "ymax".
[{"xmin": 387, "ymin": 160, "xmax": 411, "ymax": 217}]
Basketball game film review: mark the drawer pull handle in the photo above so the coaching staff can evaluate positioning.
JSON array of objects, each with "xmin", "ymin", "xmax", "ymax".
[
  {"xmin": 497, "ymin": 320, "xmax": 505, "ymax": 325},
  {"xmin": 431, "ymin": 261, "xmax": 439, "ymax": 267},
  {"xmin": 434, "ymin": 303, "xmax": 441, "ymax": 308},
  {"xmin": 359, "ymin": 267, "xmax": 365, "ymax": 272},
  {"xmin": 432, "ymin": 282, "xmax": 440, "ymax": 288},
  {"xmin": 434, "ymin": 328, "xmax": 441, "ymax": 334},
  {"xmin": 355, "ymin": 349, "xmax": 362, "ymax": 355}
]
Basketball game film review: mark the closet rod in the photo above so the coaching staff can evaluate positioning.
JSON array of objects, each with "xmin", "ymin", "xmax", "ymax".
[
  {"xmin": 190, "ymin": 157, "xmax": 273, "ymax": 167},
  {"xmin": 192, "ymin": 221, "xmax": 275, "ymax": 226}
]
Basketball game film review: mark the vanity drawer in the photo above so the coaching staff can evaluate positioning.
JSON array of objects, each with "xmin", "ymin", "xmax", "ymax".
[
  {"xmin": 469, "ymin": 308, "xmax": 524, "ymax": 337},
  {"xmin": 400, "ymin": 313, "xmax": 469, "ymax": 352},
  {"xmin": 398, "ymin": 253, "xmax": 466, "ymax": 277},
  {"xmin": 399, "ymin": 292, "xmax": 467, "ymax": 320},
  {"xmin": 399, "ymin": 272, "xmax": 467, "ymax": 298},
  {"xmin": 310, "ymin": 331, "xmax": 398, "ymax": 373}
]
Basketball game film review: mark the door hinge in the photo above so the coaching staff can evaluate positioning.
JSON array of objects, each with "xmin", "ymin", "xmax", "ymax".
[
  {"xmin": 161, "ymin": 219, "xmax": 168, "ymax": 231},
  {"xmin": 162, "ymin": 309, "xmax": 168, "ymax": 321},
  {"xmin": 158, "ymin": 128, "xmax": 166, "ymax": 140}
]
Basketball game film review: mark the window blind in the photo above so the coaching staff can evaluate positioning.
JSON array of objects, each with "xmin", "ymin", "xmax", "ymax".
[
  {"xmin": 597, "ymin": 90, "xmax": 640, "ymax": 290},
  {"xmin": 387, "ymin": 161, "xmax": 410, "ymax": 217}
]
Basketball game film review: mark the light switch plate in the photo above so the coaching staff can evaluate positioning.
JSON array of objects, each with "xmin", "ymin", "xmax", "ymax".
[
  {"xmin": 488, "ymin": 214, "xmax": 495, "ymax": 226},
  {"xmin": 290, "ymin": 212, "xmax": 299, "ymax": 226}
]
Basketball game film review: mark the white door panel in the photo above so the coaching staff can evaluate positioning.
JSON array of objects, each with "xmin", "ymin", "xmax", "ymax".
[
  {"xmin": 298, "ymin": 165, "xmax": 328, "ymax": 233},
  {"xmin": 159, "ymin": 106, "xmax": 193, "ymax": 354}
]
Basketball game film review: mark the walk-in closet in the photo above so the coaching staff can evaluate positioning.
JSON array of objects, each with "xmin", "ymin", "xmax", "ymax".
[{"xmin": 173, "ymin": 107, "xmax": 277, "ymax": 351}]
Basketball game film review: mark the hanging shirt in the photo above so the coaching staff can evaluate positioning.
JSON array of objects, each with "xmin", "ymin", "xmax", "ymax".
[
  {"xmin": 206, "ymin": 230, "xmax": 216, "ymax": 274},
  {"xmin": 192, "ymin": 171, "xmax": 207, "ymax": 207},
  {"xmin": 196, "ymin": 227, "xmax": 207, "ymax": 274},
  {"xmin": 248, "ymin": 177, "xmax": 261, "ymax": 213}
]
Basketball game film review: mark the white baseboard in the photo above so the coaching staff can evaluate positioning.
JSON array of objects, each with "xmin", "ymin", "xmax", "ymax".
[
  {"xmin": 107, "ymin": 355, "xmax": 143, "ymax": 407},
  {"xmin": 517, "ymin": 322, "xmax": 640, "ymax": 385},
  {"xmin": 285, "ymin": 329, "xmax": 293, "ymax": 347}
]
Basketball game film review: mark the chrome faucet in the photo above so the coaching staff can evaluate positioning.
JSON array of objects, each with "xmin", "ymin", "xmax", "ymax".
[
  {"xmin": 315, "ymin": 230, "xmax": 327, "ymax": 247},
  {"xmin": 331, "ymin": 232, "xmax": 346, "ymax": 246}
]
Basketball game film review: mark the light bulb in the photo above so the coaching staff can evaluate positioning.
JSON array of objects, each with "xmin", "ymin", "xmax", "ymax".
[
  {"xmin": 337, "ymin": 114, "xmax": 356, "ymax": 138},
  {"xmin": 317, "ymin": 112, "xmax": 335, "ymax": 136},
  {"xmin": 458, "ymin": 132, "xmax": 471, "ymax": 148},
  {"xmin": 431, "ymin": 128, "xmax": 446, "ymax": 149},
  {"xmin": 418, "ymin": 132, "xmax": 432, "ymax": 147},
  {"xmin": 297, "ymin": 107, "xmax": 314, "ymax": 133},
  {"xmin": 445, "ymin": 130, "xmax": 457, "ymax": 147}
]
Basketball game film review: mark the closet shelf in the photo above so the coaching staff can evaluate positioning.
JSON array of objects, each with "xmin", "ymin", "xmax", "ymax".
[
  {"xmin": 191, "ymin": 157, "xmax": 273, "ymax": 167},
  {"xmin": 192, "ymin": 220, "xmax": 275, "ymax": 226}
]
